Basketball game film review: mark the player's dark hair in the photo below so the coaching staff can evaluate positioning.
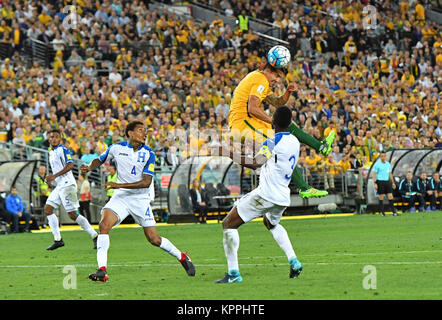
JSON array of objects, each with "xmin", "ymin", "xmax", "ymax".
[
  {"xmin": 273, "ymin": 106, "xmax": 292, "ymax": 129},
  {"xmin": 48, "ymin": 129, "xmax": 61, "ymax": 135},
  {"xmin": 262, "ymin": 61, "xmax": 287, "ymax": 77},
  {"xmin": 125, "ymin": 121, "xmax": 144, "ymax": 137}
]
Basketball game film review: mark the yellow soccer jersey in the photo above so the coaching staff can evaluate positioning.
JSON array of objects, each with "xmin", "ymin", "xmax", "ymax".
[{"xmin": 228, "ymin": 70, "xmax": 273, "ymax": 125}]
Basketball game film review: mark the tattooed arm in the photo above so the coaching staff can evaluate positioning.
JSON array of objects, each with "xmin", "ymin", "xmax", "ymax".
[{"xmin": 264, "ymin": 83, "xmax": 297, "ymax": 107}]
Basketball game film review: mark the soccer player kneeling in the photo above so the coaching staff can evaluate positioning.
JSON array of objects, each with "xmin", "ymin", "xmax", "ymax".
[
  {"xmin": 81, "ymin": 121, "xmax": 195, "ymax": 282},
  {"xmin": 214, "ymin": 106, "xmax": 302, "ymax": 283}
]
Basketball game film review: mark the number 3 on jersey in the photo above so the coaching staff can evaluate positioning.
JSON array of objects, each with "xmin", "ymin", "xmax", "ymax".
[
  {"xmin": 131, "ymin": 166, "xmax": 136, "ymax": 175},
  {"xmin": 284, "ymin": 155, "xmax": 296, "ymax": 180}
]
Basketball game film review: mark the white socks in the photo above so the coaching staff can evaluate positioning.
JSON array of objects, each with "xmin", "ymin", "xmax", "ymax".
[
  {"xmin": 223, "ymin": 229, "xmax": 240, "ymax": 272},
  {"xmin": 159, "ymin": 237, "xmax": 182, "ymax": 260},
  {"xmin": 48, "ymin": 212, "xmax": 97, "ymax": 241},
  {"xmin": 75, "ymin": 214, "xmax": 98, "ymax": 239},
  {"xmin": 270, "ymin": 224, "xmax": 296, "ymax": 261},
  {"xmin": 47, "ymin": 213, "xmax": 61, "ymax": 241},
  {"xmin": 97, "ymin": 234, "xmax": 110, "ymax": 268}
]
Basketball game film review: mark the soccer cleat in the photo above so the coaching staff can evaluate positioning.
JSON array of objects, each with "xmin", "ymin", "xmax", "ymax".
[
  {"xmin": 179, "ymin": 252, "xmax": 195, "ymax": 276},
  {"xmin": 392, "ymin": 212, "xmax": 398, "ymax": 216},
  {"xmin": 89, "ymin": 267, "xmax": 109, "ymax": 282},
  {"xmin": 214, "ymin": 270, "xmax": 243, "ymax": 283},
  {"xmin": 299, "ymin": 188, "xmax": 328, "ymax": 198},
  {"xmin": 93, "ymin": 236, "xmax": 98, "ymax": 249},
  {"xmin": 319, "ymin": 130, "xmax": 336, "ymax": 156},
  {"xmin": 46, "ymin": 239, "xmax": 65, "ymax": 251},
  {"xmin": 289, "ymin": 258, "xmax": 303, "ymax": 278}
]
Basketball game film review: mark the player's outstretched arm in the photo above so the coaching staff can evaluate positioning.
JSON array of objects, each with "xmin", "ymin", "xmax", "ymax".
[
  {"xmin": 46, "ymin": 162, "xmax": 74, "ymax": 184},
  {"xmin": 264, "ymin": 83, "xmax": 297, "ymax": 107},
  {"xmin": 80, "ymin": 158, "xmax": 103, "ymax": 173},
  {"xmin": 103, "ymin": 174, "xmax": 152, "ymax": 190},
  {"xmin": 212, "ymin": 146, "xmax": 267, "ymax": 170}
]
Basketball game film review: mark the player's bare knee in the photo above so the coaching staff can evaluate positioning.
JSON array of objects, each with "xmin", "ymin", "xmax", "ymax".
[
  {"xmin": 44, "ymin": 205, "xmax": 54, "ymax": 216},
  {"xmin": 99, "ymin": 221, "xmax": 112, "ymax": 234},
  {"xmin": 263, "ymin": 216, "xmax": 275, "ymax": 230},
  {"xmin": 221, "ymin": 218, "xmax": 230, "ymax": 230},
  {"xmin": 68, "ymin": 212, "xmax": 78, "ymax": 220}
]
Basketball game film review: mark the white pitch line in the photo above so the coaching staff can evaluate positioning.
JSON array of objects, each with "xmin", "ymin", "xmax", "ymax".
[
  {"xmin": 1, "ymin": 249, "xmax": 440, "ymax": 269},
  {"xmin": 1, "ymin": 261, "xmax": 441, "ymax": 269}
]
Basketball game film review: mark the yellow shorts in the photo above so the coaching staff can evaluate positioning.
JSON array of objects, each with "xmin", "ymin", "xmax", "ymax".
[{"xmin": 229, "ymin": 118, "xmax": 274, "ymax": 145}]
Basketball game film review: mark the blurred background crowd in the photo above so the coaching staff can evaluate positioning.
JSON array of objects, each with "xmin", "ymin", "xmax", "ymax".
[{"xmin": 0, "ymin": 0, "xmax": 441, "ymax": 181}]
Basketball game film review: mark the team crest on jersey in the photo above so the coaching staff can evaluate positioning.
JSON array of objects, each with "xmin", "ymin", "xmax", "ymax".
[{"xmin": 137, "ymin": 152, "xmax": 147, "ymax": 162}]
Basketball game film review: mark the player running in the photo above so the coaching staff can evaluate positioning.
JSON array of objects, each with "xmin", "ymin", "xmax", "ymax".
[
  {"xmin": 80, "ymin": 121, "xmax": 195, "ymax": 282},
  {"xmin": 215, "ymin": 106, "xmax": 303, "ymax": 283},
  {"xmin": 45, "ymin": 129, "xmax": 98, "ymax": 250},
  {"xmin": 227, "ymin": 51, "xmax": 334, "ymax": 199}
]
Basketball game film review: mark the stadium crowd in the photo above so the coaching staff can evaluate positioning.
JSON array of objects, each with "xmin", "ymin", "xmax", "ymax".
[{"xmin": 0, "ymin": 0, "xmax": 441, "ymax": 187}]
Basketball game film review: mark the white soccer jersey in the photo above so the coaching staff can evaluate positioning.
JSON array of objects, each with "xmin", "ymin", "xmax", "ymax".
[
  {"xmin": 257, "ymin": 132, "xmax": 300, "ymax": 206},
  {"xmin": 48, "ymin": 144, "xmax": 77, "ymax": 188},
  {"xmin": 99, "ymin": 141, "xmax": 155, "ymax": 198}
]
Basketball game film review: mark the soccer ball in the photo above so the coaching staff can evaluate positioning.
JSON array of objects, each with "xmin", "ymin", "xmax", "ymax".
[{"xmin": 267, "ymin": 45, "xmax": 291, "ymax": 68}]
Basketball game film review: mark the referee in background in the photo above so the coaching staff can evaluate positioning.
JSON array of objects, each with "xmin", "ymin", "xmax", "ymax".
[{"xmin": 372, "ymin": 151, "xmax": 398, "ymax": 216}]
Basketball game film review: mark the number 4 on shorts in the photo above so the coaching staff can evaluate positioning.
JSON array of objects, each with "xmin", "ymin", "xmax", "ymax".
[{"xmin": 131, "ymin": 166, "xmax": 136, "ymax": 175}]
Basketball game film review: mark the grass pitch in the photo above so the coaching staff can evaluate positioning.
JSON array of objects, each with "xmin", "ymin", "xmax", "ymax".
[{"xmin": 0, "ymin": 211, "xmax": 441, "ymax": 300}]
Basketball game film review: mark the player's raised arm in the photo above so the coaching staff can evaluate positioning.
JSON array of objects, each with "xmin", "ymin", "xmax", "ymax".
[
  {"xmin": 264, "ymin": 83, "xmax": 297, "ymax": 107},
  {"xmin": 213, "ymin": 143, "xmax": 269, "ymax": 170},
  {"xmin": 81, "ymin": 143, "xmax": 115, "ymax": 173},
  {"xmin": 80, "ymin": 158, "xmax": 103, "ymax": 173},
  {"xmin": 103, "ymin": 174, "xmax": 153, "ymax": 190}
]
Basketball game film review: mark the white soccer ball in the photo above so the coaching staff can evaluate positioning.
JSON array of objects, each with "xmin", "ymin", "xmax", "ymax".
[{"xmin": 267, "ymin": 45, "xmax": 291, "ymax": 68}]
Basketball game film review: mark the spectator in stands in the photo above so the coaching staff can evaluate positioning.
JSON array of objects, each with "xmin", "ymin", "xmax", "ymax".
[
  {"xmin": 5, "ymin": 186, "xmax": 31, "ymax": 233},
  {"xmin": 80, "ymin": 146, "xmax": 99, "ymax": 165},
  {"xmin": 78, "ymin": 173, "xmax": 92, "ymax": 222},
  {"xmin": 0, "ymin": 0, "xmax": 440, "ymax": 203},
  {"xmin": 416, "ymin": 172, "xmax": 432, "ymax": 211},
  {"xmin": 106, "ymin": 165, "xmax": 117, "ymax": 201},
  {"xmin": 429, "ymin": 172, "xmax": 442, "ymax": 210},
  {"xmin": 427, "ymin": 171, "xmax": 440, "ymax": 211},
  {"xmin": 36, "ymin": 164, "xmax": 51, "ymax": 207},
  {"xmin": 190, "ymin": 179, "xmax": 208, "ymax": 224},
  {"xmin": 398, "ymin": 171, "xmax": 418, "ymax": 212}
]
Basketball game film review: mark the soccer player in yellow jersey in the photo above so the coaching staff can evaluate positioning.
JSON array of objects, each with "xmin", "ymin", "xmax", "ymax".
[{"xmin": 227, "ymin": 62, "xmax": 335, "ymax": 198}]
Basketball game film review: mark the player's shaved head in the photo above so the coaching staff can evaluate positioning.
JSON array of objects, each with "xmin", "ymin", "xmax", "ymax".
[{"xmin": 273, "ymin": 106, "xmax": 292, "ymax": 130}]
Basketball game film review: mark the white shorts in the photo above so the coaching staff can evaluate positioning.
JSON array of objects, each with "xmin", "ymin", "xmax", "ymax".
[
  {"xmin": 235, "ymin": 188, "xmax": 287, "ymax": 225},
  {"xmin": 46, "ymin": 184, "xmax": 79, "ymax": 212},
  {"xmin": 102, "ymin": 193, "xmax": 156, "ymax": 228}
]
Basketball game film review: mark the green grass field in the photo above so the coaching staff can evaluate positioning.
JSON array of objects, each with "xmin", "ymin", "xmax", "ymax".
[{"xmin": 1, "ymin": 211, "xmax": 441, "ymax": 300}]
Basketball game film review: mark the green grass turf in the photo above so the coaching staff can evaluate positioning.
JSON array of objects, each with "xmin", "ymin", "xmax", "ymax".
[{"xmin": 0, "ymin": 211, "xmax": 441, "ymax": 300}]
